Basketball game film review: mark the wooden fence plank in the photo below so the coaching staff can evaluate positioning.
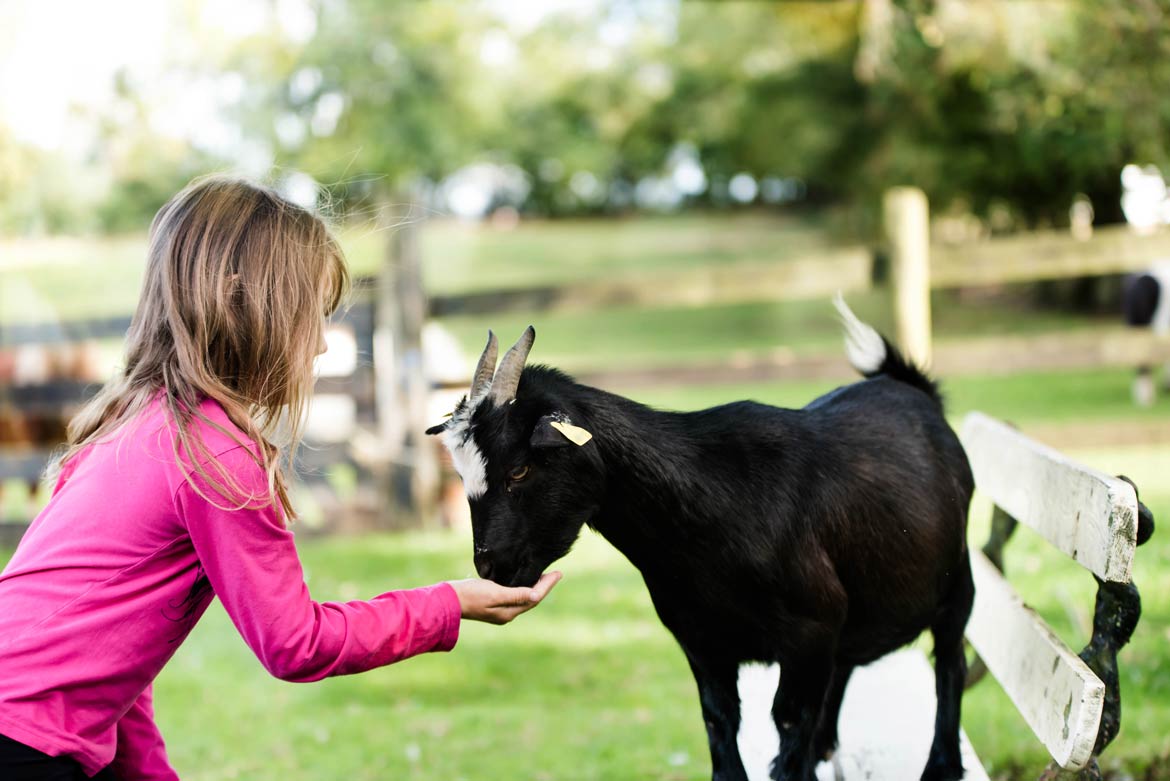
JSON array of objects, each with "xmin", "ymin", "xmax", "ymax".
[
  {"xmin": 931, "ymin": 225, "xmax": 1170, "ymax": 288},
  {"xmin": 931, "ymin": 329, "xmax": 1170, "ymax": 377},
  {"xmin": 429, "ymin": 248, "xmax": 873, "ymax": 317},
  {"xmin": 960, "ymin": 412, "xmax": 1139, "ymax": 583},
  {"xmin": 966, "ymin": 550, "xmax": 1104, "ymax": 770}
]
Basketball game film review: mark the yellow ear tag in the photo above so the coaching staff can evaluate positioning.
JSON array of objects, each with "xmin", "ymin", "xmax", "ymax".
[{"xmin": 550, "ymin": 421, "xmax": 593, "ymax": 446}]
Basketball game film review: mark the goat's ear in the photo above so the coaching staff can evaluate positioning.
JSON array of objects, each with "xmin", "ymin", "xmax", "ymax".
[
  {"xmin": 425, "ymin": 409, "xmax": 456, "ymax": 436},
  {"xmin": 530, "ymin": 414, "xmax": 593, "ymax": 449},
  {"xmin": 530, "ymin": 416, "xmax": 570, "ymax": 449}
]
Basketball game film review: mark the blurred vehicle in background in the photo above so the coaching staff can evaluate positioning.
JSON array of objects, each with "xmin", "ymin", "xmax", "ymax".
[
  {"xmin": 1122, "ymin": 262, "xmax": 1170, "ymax": 406},
  {"xmin": 1120, "ymin": 163, "xmax": 1170, "ymax": 406}
]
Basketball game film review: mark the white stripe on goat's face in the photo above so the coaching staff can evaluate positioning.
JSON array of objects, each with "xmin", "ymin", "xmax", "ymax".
[{"xmin": 442, "ymin": 400, "xmax": 489, "ymax": 500}]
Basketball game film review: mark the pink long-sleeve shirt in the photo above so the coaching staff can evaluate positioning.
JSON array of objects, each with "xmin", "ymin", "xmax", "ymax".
[{"xmin": 0, "ymin": 396, "xmax": 461, "ymax": 779}]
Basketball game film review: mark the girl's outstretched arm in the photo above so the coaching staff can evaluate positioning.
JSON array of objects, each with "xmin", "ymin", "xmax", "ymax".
[{"xmin": 180, "ymin": 444, "xmax": 461, "ymax": 682}]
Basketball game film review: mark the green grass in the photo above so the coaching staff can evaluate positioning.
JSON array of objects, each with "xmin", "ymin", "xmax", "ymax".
[
  {"xmin": 0, "ymin": 236, "xmax": 151, "ymax": 323},
  {"xmin": 2, "ymin": 454, "xmax": 1168, "ymax": 780},
  {"xmin": 1, "ymin": 214, "xmax": 840, "ymax": 323},
  {"xmin": 366, "ymin": 213, "xmax": 845, "ymax": 294},
  {"xmin": 4, "ymin": 215, "xmax": 1168, "ymax": 776}
]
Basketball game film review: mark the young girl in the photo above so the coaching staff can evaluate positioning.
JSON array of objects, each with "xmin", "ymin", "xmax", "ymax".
[{"xmin": 0, "ymin": 176, "xmax": 560, "ymax": 781}]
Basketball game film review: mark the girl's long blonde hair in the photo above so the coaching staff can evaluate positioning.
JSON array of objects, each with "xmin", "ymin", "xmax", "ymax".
[{"xmin": 62, "ymin": 175, "xmax": 349, "ymax": 519}]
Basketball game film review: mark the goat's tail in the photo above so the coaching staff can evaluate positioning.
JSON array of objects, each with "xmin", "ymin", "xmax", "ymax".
[{"xmin": 833, "ymin": 294, "xmax": 942, "ymax": 404}]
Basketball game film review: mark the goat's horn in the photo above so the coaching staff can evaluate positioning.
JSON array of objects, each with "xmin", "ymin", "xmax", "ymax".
[
  {"xmin": 469, "ymin": 330, "xmax": 498, "ymax": 401},
  {"xmin": 489, "ymin": 326, "xmax": 535, "ymax": 404}
]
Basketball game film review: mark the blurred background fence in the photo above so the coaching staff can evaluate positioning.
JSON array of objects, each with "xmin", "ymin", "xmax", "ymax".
[{"xmin": 5, "ymin": 185, "xmax": 1170, "ymax": 535}]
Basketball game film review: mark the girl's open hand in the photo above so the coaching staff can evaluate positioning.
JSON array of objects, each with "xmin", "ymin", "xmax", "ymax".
[{"xmin": 449, "ymin": 571, "xmax": 562, "ymax": 625}]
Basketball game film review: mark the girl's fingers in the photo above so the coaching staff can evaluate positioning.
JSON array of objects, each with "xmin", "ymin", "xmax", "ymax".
[
  {"xmin": 492, "ymin": 571, "xmax": 563, "ymax": 609},
  {"xmin": 530, "ymin": 571, "xmax": 563, "ymax": 602},
  {"xmin": 449, "ymin": 572, "xmax": 564, "ymax": 624},
  {"xmin": 489, "ymin": 572, "xmax": 563, "ymax": 623},
  {"xmin": 495, "ymin": 588, "xmax": 537, "ymax": 609}
]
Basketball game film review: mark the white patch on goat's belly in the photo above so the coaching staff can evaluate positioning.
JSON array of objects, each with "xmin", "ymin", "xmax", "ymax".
[
  {"xmin": 442, "ymin": 419, "xmax": 488, "ymax": 500},
  {"xmin": 736, "ymin": 662, "xmax": 781, "ymax": 781}
]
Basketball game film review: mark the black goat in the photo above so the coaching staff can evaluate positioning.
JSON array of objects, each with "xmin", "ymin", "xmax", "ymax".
[{"xmin": 426, "ymin": 299, "xmax": 975, "ymax": 781}]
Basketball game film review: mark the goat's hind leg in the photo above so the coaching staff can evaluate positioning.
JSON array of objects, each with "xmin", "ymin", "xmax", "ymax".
[
  {"xmin": 769, "ymin": 653, "xmax": 835, "ymax": 781},
  {"xmin": 922, "ymin": 553, "xmax": 975, "ymax": 781},
  {"xmin": 812, "ymin": 663, "xmax": 854, "ymax": 761}
]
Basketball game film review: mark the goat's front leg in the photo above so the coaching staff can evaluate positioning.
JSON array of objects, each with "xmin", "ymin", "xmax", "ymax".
[
  {"xmin": 686, "ymin": 653, "xmax": 750, "ymax": 781},
  {"xmin": 769, "ymin": 651, "xmax": 834, "ymax": 781}
]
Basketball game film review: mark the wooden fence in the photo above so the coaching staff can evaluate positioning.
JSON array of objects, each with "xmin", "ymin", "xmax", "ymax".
[
  {"xmin": 4, "ymin": 189, "xmax": 1170, "ymax": 528},
  {"xmin": 884, "ymin": 186, "xmax": 1170, "ymax": 366},
  {"xmin": 430, "ymin": 247, "xmax": 873, "ymax": 317},
  {"xmin": 420, "ymin": 187, "xmax": 1170, "ymax": 394}
]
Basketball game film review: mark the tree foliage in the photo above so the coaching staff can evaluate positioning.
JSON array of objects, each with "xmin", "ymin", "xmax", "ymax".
[
  {"xmin": 5, "ymin": 0, "xmax": 1170, "ymax": 234},
  {"xmin": 224, "ymin": 0, "xmax": 1170, "ymax": 228}
]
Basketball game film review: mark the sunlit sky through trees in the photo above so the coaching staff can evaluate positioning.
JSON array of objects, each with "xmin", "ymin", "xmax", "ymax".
[
  {"xmin": 0, "ymin": 0, "xmax": 655, "ymax": 161},
  {"xmin": 1, "ymin": 1, "xmax": 1166, "ymax": 233}
]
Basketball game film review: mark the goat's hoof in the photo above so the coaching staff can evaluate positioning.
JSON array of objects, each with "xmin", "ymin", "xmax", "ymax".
[{"xmin": 767, "ymin": 762, "xmax": 818, "ymax": 781}]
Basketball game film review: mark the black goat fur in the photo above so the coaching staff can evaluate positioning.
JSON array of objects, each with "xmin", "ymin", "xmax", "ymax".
[{"xmin": 430, "ymin": 330, "xmax": 975, "ymax": 781}]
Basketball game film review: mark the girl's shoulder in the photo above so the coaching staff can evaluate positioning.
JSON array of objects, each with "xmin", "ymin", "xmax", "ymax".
[
  {"xmin": 189, "ymin": 396, "xmax": 260, "ymax": 456},
  {"xmin": 158, "ymin": 395, "xmax": 275, "ymax": 509},
  {"xmin": 54, "ymin": 393, "xmax": 273, "ymax": 515},
  {"xmin": 116, "ymin": 394, "xmax": 262, "ymax": 467}
]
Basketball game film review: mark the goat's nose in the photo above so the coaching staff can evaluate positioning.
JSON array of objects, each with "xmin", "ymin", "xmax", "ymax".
[{"xmin": 474, "ymin": 551, "xmax": 495, "ymax": 580}]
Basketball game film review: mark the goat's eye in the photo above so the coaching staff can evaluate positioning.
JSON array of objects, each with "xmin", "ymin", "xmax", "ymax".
[{"xmin": 508, "ymin": 465, "xmax": 530, "ymax": 482}]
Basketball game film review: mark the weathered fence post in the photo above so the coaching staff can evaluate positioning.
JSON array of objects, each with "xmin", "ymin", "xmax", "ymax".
[
  {"xmin": 884, "ymin": 187, "xmax": 933, "ymax": 366},
  {"xmin": 373, "ymin": 198, "xmax": 440, "ymax": 529}
]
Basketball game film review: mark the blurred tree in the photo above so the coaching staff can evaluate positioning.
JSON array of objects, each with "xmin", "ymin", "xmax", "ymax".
[
  {"xmin": 852, "ymin": 0, "xmax": 1170, "ymax": 228},
  {"xmin": 0, "ymin": 128, "xmax": 104, "ymax": 235},
  {"xmin": 6, "ymin": 0, "xmax": 1170, "ymax": 233},
  {"xmin": 228, "ymin": 1, "xmax": 502, "ymax": 212},
  {"xmin": 91, "ymin": 71, "xmax": 225, "ymax": 233}
]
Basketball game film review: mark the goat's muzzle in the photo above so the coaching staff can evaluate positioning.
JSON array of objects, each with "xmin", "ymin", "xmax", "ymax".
[{"xmin": 474, "ymin": 550, "xmax": 496, "ymax": 580}]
